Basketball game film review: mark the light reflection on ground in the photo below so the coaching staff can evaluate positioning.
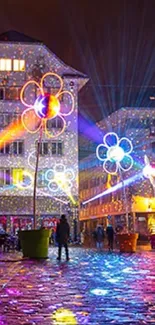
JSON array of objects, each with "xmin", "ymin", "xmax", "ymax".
[{"xmin": 0, "ymin": 248, "xmax": 154, "ymax": 324}]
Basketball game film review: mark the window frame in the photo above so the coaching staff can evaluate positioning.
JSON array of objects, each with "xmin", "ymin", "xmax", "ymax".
[
  {"xmin": 51, "ymin": 140, "xmax": 63, "ymax": 156},
  {"xmin": 0, "ymin": 168, "xmax": 11, "ymax": 186},
  {"xmin": 13, "ymin": 59, "xmax": 25, "ymax": 72},
  {"xmin": 0, "ymin": 58, "xmax": 12, "ymax": 71},
  {"xmin": 12, "ymin": 140, "xmax": 24, "ymax": 156}
]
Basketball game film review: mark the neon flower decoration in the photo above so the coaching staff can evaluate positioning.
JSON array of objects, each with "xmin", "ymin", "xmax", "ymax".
[
  {"xmin": 45, "ymin": 164, "xmax": 75, "ymax": 193},
  {"xmin": 20, "ymin": 72, "xmax": 74, "ymax": 138},
  {"xmin": 143, "ymin": 155, "xmax": 155, "ymax": 187},
  {"xmin": 96, "ymin": 132, "xmax": 133, "ymax": 174}
]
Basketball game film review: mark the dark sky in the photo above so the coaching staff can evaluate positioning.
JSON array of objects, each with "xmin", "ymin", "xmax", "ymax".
[{"xmin": 0, "ymin": 0, "xmax": 155, "ymax": 121}]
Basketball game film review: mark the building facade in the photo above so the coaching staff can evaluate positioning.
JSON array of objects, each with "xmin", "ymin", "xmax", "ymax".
[
  {"xmin": 0, "ymin": 31, "xmax": 88, "ymax": 235},
  {"xmin": 79, "ymin": 107, "xmax": 155, "ymax": 240}
]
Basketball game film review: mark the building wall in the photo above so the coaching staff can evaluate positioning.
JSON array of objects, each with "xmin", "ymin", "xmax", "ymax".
[
  {"xmin": 79, "ymin": 107, "xmax": 155, "ymax": 235},
  {"xmin": 0, "ymin": 42, "xmax": 87, "ymax": 218}
]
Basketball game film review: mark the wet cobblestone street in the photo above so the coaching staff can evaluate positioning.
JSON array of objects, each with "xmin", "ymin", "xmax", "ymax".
[{"xmin": 0, "ymin": 247, "xmax": 154, "ymax": 325}]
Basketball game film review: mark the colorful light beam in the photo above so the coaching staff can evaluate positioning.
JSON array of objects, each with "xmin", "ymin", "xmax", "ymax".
[
  {"xmin": 0, "ymin": 119, "xmax": 25, "ymax": 150},
  {"xmin": 82, "ymin": 173, "xmax": 141, "ymax": 205}
]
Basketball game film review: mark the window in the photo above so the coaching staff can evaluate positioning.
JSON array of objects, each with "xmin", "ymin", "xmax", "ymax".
[
  {"xmin": 82, "ymin": 180, "xmax": 88, "ymax": 190},
  {"xmin": 44, "ymin": 87, "xmax": 63, "ymax": 100},
  {"xmin": 12, "ymin": 141, "xmax": 24, "ymax": 155},
  {"xmin": 0, "ymin": 88, "xmax": 4, "ymax": 100},
  {"xmin": 35, "ymin": 141, "xmax": 63, "ymax": 156},
  {"xmin": 0, "ymin": 141, "xmax": 24, "ymax": 155},
  {"xmin": 12, "ymin": 168, "xmax": 24, "ymax": 186},
  {"xmin": 5, "ymin": 87, "xmax": 21, "ymax": 100},
  {"xmin": 5, "ymin": 114, "xmax": 12, "ymax": 126},
  {"xmin": 51, "ymin": 141, "xmax": 63, "ymax": 156},
  {"xmin": 0, "ymin": 59, "xmax": 25, "ymax": 71},
  {"xmin": 38, "ymin": 169, "xmax": 48, "ymax": 187},
  {"xmin": 51, "ymin": 142, "xmax": 56, "ymax": 155},
  {"xmin": 13, "ymin": 59, "xmax": 25, "ymax": 71},
  {"xmin": 152, "ymin": 142, "xmax": 155, "ymax": 153},
  {"xmin": 0, "ymin": 59, "xmax": 12, "ymax": 71},
  {"xmin": 39, "ymin": 142, "xmax": 49, "ymax": 156},
  {"xmin": 90, "ymin": 178, "xmax": 97, "ymax": 188},
  {"xmin": 0, "ymin": 88, "xmax": 21, "ymax": 101},
  {"xmin": 0, "ymin": 143, "xmax": 11, "ymax": 155},
  {"xmin": 47, "ymin": 116, "xmax": 63, "ymax": 129},
  {"xmin": 0, "ymin": 114, "xmax": 5, "ymax": 126},
  {"xmin": 58, "ymin": 142, "xmax": 62, "ymax": 155},
  {"xmin": 0, "ymin": 169, "xmax": 11, "ymax": 186}
]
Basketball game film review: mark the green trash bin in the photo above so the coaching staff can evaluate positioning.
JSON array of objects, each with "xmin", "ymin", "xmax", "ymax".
[{"xmin": 19, "ymin": 229, "xmax": 51, "ymax": 259}]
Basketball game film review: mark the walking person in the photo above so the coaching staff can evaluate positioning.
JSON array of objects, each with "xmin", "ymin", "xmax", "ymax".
[
  {"xmin": 56, "ymin": 214, "xmax": 70, "ymax": 261},
  {"xmin": 106, "ymin": 224, "xmax": 114, "ymax": 251},
  {"xmin": 94, "ymin": 225, "xmax": 105, "ymax": 250}
]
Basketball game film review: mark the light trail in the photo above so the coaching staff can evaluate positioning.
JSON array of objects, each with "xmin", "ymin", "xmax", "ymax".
[{"xmin": 82, "ymin": 172, "xmax": 142, "ymax": 205}]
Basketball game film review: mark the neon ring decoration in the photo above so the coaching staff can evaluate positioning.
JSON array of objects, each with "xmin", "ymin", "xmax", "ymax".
[
  {"xmin": 45, "ymin": 164, "xmax": 75, "ymax": 193},
  {"xmin": 20, "ymin": 72, "xmax": 74, "ymax": 138},
  {"xmin": 96, "ymin": 132, "xmax": 133, "ymax": 174},
  {"xmin": 15, "ymin": 170, "xmax": 33, "ymax": 190}
]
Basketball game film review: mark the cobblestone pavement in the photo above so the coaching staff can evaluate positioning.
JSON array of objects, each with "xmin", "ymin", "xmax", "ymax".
[{"xmin": 0, "ymin": 248, "xmax": 154, "ymax": 325}]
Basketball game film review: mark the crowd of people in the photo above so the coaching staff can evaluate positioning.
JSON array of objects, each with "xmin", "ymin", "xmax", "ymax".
[
  {"xmin": 0, "ymin": 228, "xmax": 20, "ymax": 252},
  {"xmin": 93, "ymin": 224, "xmax": 115, "ymax": 251},
  {"xmin": 0, "ymin": 216, "xmax": 120, "ymax": 261}
]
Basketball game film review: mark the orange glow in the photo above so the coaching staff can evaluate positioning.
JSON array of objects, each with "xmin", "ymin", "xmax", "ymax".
[
  {"xmin": 47, "ymin": 95, "xmax": 60, "ymax": 119},
  {"xmin": 0, "ymin": 118, "xmax": 25, "ymax": 150},
  {"xmin": 0, "ymin": 111, "xmax": 41, "ymax": 150}
]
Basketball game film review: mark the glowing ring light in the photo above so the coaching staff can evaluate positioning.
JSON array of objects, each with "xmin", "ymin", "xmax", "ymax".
[
  {"xmin": 45, "ymin": 165, "xmax": 75, "ymax": 194},
  {"xmin": 20, "ymin": 72, "xmax": 75, "ymax": 138},
  {"xmin": 15, "ymin": 170, "xmax": 33, "ymax": 190},
  {"xmin": 96, "ymin": 132, "xmax": 133, "ymax": 174},
  {"xmin": 45, "ymin": 169, "xmax": 55, "ymax": 181},
  {"xmin": 28, "ymin": 149, "xmax": 36, "ymax": 170}
]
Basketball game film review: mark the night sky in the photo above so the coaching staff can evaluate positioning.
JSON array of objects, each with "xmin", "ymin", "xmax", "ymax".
[{"xmin": 0, "ymin": 0, "xmax": 154, "ymax": 121}]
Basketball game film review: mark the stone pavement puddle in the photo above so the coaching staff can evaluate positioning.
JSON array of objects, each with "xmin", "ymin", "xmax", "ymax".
[{"xmin": 0, "ymin": 248, "xmax": 154, "ymax": 324}]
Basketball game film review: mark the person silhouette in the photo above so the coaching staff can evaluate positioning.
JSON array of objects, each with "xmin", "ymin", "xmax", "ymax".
[
  {"xmin": 56, "ymin": 214, "xmax": 70, "ymax": 261},
  {"xmin": 106, "ymin": 224, "xmax": 114, "ymax": 251}
]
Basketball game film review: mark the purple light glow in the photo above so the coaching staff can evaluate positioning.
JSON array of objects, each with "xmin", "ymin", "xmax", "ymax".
[
  {"xmin": 78, "ymin": 114, "xmax": 102, "ymax": 144},
  {"xmin": 6, "ymin": 288, "xmax": 22, "ymax": 296}
]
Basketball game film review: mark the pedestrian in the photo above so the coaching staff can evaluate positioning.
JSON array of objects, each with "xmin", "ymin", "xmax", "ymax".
[
  {"xmin": 94, "ymin": 225, "xmax": 105, "ymax": 250},
  {"xmin": 106, "ymin": 224, "xmax": 114, "ymax": 251},
  {"xmin": 56, "ymin": 214, "xmax": 70, "ymax": 261},
  {"xmin": 80, "ymin": 230, "xmax": 84, "ymax": 245}
]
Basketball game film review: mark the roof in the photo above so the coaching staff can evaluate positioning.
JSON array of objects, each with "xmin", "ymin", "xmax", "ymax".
[
  {"xmin": 0, "ymin": 30, "xmax": 88, "ymax": 84},
  {"xmin": 0, "ymin": 30, "xmax": 41, "ymax": 43}
]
